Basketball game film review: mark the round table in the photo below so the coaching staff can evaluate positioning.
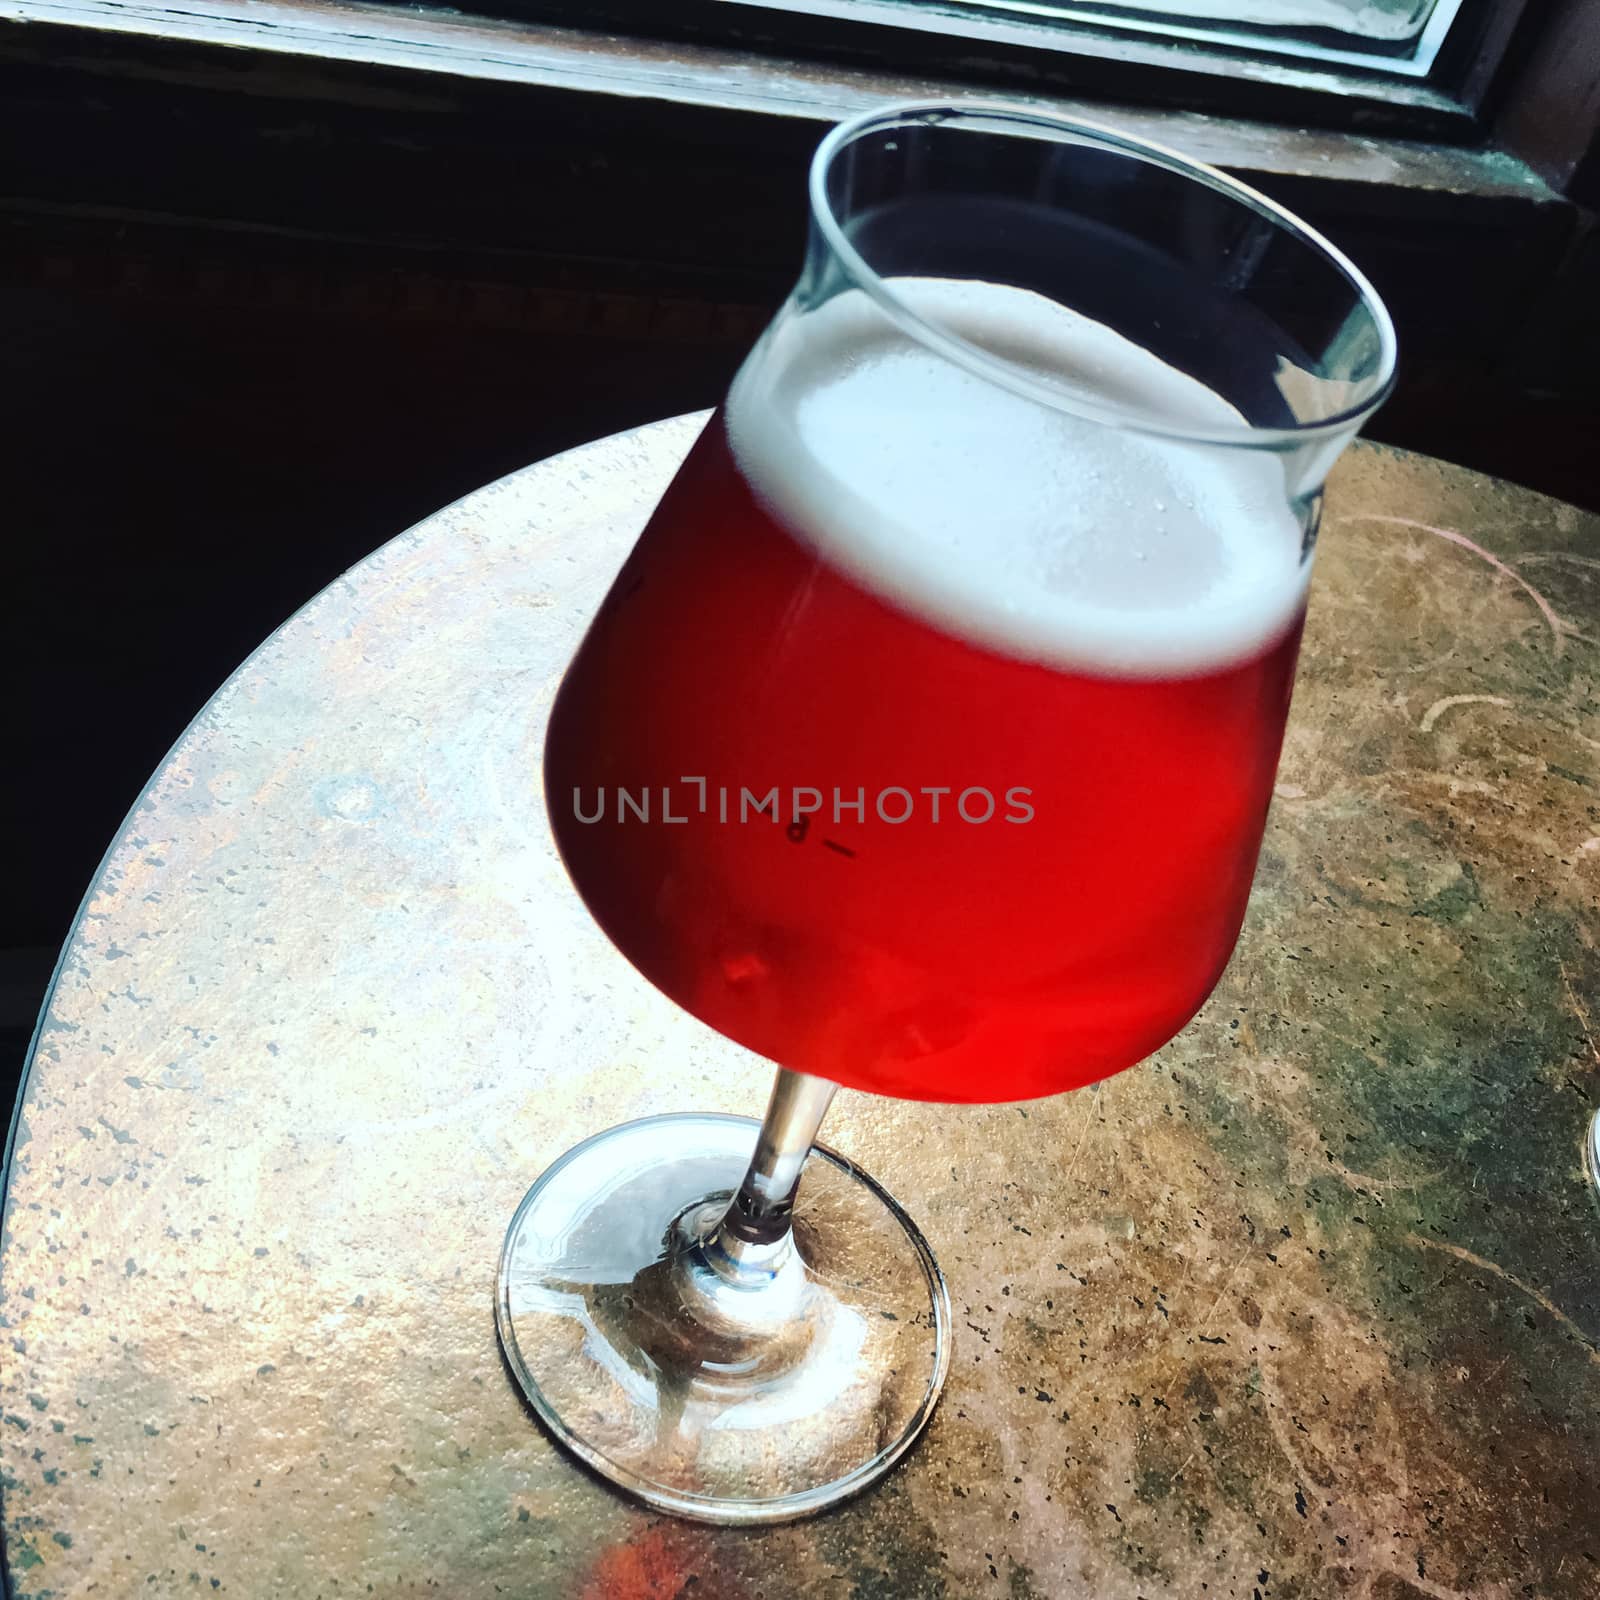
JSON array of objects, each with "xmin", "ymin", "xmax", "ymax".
[{"xmin": 4, "ymin": 418, "xmax": 1597, "ymax": 1599}]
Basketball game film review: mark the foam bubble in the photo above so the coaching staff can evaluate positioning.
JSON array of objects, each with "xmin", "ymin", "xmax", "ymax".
[{"xmin": 726, "ymin": 277, "xmax": 1309, "ymax": 677}]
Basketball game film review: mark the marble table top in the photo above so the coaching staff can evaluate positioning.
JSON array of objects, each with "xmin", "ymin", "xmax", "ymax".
[{"xmin": 4, "ymin": 417, "xmax": 1597, "ymax": 1598}]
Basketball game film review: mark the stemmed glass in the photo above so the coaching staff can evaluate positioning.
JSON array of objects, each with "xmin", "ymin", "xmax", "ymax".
[{"xmin": 497, "ymin": 101, "xmax": 1395, "ymax": 1524}]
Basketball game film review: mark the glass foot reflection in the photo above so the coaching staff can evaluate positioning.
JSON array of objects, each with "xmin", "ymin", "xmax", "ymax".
[{"xmin": 496, "ymin": 1114, "xmax": 950, "ymax": 1524}]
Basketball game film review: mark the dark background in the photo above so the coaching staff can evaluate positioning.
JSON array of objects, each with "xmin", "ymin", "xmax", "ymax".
[{"xmin": 6, "ymin": 22, "xmax": 1599, "ymax": 1081}]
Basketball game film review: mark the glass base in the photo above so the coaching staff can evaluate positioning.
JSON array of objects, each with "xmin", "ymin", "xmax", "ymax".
[{"xmin": 496, "ymin": 1114, "xmax": 950, "ymax": 1524}]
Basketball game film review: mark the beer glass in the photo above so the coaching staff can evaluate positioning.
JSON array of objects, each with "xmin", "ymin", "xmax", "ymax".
[{"xmin": 498, "ymin": 101, "xmax": 1395, "ymax": 1524}]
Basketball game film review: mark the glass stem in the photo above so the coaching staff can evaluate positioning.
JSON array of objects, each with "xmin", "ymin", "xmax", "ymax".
[{"xmin": 720, "ymin": 1070, "xmax": 838, "ymax": 1248}]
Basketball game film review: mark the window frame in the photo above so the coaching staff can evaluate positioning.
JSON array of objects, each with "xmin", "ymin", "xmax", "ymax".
[
  {"xmin": 460, "ymin": 0, "xmax": 1542, "ymax": 140},
  {"xmin": 941, "ymin": 0, "xmax": 1474, "ymax": 79}
]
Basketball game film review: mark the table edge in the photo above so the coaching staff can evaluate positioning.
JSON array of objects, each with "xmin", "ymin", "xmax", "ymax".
[{"xmin": 0, "ymin": 411, "xmax": 711, "ymax": 1226}]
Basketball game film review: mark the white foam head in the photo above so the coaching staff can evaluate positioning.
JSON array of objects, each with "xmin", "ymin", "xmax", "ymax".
[{"xmin": 725, "ymin": 277, "xmax": 1309, "ymax": 677}]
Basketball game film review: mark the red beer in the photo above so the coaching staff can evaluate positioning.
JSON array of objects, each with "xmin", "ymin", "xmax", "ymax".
[{"xmin": 545, "ymin": 280, "xmax": 1307, "ymax": 1103}]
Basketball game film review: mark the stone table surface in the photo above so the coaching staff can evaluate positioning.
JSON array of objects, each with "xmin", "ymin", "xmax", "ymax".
[{"xmin": 3, "ymin": 417, "xmax": 1598, "ymax": 1600}]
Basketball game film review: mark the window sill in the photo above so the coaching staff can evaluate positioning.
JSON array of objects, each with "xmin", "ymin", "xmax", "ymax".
[
  {"xmin": 2, "ymin": 0, "xmax": 1560, "ymax": 191},
  {"xmin": 0, "ymin": 0, "xmax": 1574, "ymax": 358}
]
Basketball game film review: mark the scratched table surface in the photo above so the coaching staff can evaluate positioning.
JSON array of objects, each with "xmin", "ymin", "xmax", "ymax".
[{"xmin": 4, "ymin": 416, "xmax": 1598, "ymax": 1599}]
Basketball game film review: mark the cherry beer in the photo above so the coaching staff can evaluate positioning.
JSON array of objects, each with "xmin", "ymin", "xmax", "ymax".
[{"xmin": 545, "ymin": 279, "xmax": 1307, "ymax": 1102}]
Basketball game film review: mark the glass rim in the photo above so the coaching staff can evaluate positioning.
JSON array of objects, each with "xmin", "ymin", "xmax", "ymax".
[{"xmin": 808, "ymin": 100, "xmax": 1400, "ymax": 450}]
